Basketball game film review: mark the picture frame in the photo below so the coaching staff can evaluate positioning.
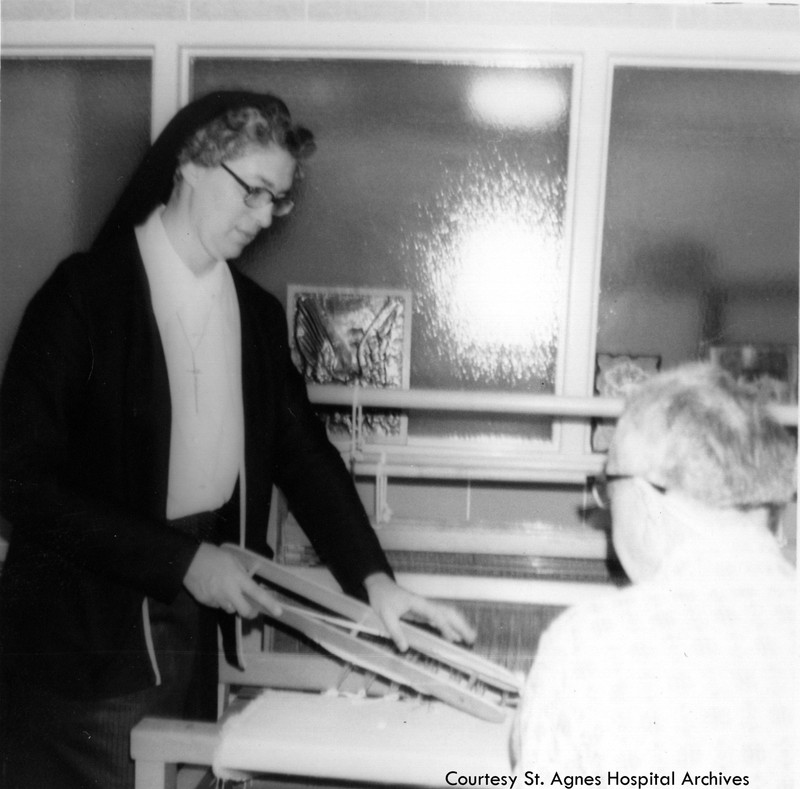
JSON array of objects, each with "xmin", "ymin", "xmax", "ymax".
[
  {"xmin": 287, "ymin": 285, "xmax": 412, "ymax": 444},
  {"xmin": 707, "ymin": 343, "xmax": 798, "ymax": 404}
]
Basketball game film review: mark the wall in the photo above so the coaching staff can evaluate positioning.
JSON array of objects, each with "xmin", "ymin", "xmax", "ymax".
[{"xmin": 3, "ymin": 0, "xmax": 799, "ymax": 29}]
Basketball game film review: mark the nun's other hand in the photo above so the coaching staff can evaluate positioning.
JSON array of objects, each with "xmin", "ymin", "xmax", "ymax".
[{"xmin": 363, "ymin": 572, "xmax": 477, "ymax": 652}]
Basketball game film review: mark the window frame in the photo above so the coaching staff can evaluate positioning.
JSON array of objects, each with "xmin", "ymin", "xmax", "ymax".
[{"xmin": 3, "ymin": 25, "xmax": 798, "ymax": 481}]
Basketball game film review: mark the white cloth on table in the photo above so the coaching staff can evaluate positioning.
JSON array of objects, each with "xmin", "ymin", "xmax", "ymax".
[{"xmin": 213, "ymin": 689, "xmax": 514, "ymax": 785}]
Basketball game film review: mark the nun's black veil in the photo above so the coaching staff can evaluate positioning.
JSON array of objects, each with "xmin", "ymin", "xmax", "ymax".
[{"xmin": 92, "ymin": 90, "xmax": 294, "ymax": 250}]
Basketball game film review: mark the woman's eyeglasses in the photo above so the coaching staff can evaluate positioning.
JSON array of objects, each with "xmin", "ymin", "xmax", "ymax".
[
  {"xmin": 591, "ymin": 472, "xmax": 667, "ymax": 510},
  {"xmin": 220, "ymin": 162, "xmax": 294, "ymax": 216}
]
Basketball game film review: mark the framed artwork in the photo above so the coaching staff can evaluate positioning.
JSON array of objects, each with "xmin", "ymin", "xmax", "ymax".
[
  {"xmin": 707, "ymin": 343, "xmax": 798, "ymax": 404},
  {"xmin": 592, "ymin": 353, "xmax": 661, "ymax": 452},
  {"xmin": 287, "ymin": 285, "xmax": 412, "ymax": 443}
]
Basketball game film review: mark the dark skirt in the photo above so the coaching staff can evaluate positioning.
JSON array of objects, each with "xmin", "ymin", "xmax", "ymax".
[{"xmin": 0, "ymin": 502, "xmax": 234, "ymax": 789}]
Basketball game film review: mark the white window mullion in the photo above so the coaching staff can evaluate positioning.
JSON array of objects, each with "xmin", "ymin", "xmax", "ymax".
[
  {"xmin": 151, "ymin": 37, "xmax": 183, "ymax": 141},
  {"xmin": 557, "ymin": 48, "xmax": 614, "ymax": 456}
]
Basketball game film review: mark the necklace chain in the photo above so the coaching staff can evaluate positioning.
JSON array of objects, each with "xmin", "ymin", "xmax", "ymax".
[{"xmin": 176, "ymin": 310, "xmax": 213, "ymax": 413}]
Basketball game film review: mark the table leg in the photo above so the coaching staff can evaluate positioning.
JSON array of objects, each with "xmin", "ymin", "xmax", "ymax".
[{"xmin": 135, "ymin": 759, "xmax": 177, "ymax": 789}]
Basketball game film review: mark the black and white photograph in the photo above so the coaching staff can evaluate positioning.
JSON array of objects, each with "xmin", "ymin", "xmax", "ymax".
[{"xmin": 0, "ymin": 2, "xmax": 797, "ymax": 788}]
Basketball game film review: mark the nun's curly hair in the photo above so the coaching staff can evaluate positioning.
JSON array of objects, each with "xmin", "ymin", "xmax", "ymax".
[{"xmin": 177, "ymin": 101, "xmax": 316, "ymax": 176}]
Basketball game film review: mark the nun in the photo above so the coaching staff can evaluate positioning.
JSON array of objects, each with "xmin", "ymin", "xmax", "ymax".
[{"xmin": 0, "ymin": 91, "xmax": 475, "ymax": 789}]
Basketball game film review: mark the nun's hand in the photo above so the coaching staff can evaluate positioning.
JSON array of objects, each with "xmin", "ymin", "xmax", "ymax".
[
  {"xmin": 183, "ymin": 543, "xmax": 282, "ymax": 618},
  {"xmin": 363, "ymin": 572, "xmax": 477, "ymax": 652}
]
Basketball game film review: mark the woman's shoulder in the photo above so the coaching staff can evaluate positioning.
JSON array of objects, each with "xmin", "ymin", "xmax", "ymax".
[
  {"xmin": 29, "ymin": 232, "xmax": 144, "ymax": 322},
  {"xmin": 50, "ymin": 231, "xmax": 140, "ymax": 288}
]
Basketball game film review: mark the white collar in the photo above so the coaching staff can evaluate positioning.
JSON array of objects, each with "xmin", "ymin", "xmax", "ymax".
[{"xmin": 135, "ymin": 206, "xmax": 229, "ymax": 326}]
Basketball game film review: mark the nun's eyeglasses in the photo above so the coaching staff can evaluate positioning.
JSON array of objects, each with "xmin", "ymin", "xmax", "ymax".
[
  {"xmin": 590, "ymin": 472, "xmax": 667, "ymax": 510},
  {"xmin": 220, "ymin": 162, "xmax": 294, "ymax": 217}
]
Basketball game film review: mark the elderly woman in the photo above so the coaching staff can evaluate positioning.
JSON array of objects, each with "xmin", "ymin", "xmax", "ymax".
[
  {"xmin": 0, "ymin": 91, "xmax": 474, "ymax": 789},
  {"xmin": 513, "ymin": 362, "xmax": 796, "ymax": 786}
]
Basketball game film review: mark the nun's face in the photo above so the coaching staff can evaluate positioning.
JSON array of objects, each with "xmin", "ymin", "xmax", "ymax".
[{"xmin": 181, "ymin": 144, "xmax": 296, "ymax": 264}]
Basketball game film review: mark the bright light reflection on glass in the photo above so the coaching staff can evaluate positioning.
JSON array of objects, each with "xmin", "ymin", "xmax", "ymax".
[
  {"xmin": 406, "ymin": 157, "xmax": 564, "ymax": 390},
  {"xmin": 453, "ymin": 221, "xmax": 560, "ymax": 347},
  {"xmin": 469, "ymin": 73, "xmax": 568, "ymax": 131}
]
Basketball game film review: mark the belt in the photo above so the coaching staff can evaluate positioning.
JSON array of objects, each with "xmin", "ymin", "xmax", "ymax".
[{"xmin": 167, "ymin": 485, "xmax": 239, "ymax": 543}]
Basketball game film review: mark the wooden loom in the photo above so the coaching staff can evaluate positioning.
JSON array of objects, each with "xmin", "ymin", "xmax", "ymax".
[
  {"xmin": 132, "ymin": 538, "xmax": 530, "ymax": 789},
  {"xmin": 217, "ymin": 388, "xmax": 797, "ymax": 703},
  {"xmin": 132, "ymin": 542, "xmax": 526, "ymax": 789},
  {"xmin": 130, "ymin": 391, "xmax": 626, "ymax": 788},
  {"xmin": 221, "ymin": 543, "xmax": 522, "ymax": 723},
  {"xmin": 130, "ymin": 392, "xmax": 797, "ymax": 787}
]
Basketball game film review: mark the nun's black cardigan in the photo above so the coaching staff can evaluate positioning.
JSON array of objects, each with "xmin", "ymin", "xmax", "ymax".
[{"xmin": 0, "ymin": 228, "xmax": 390, "ymax": 698}]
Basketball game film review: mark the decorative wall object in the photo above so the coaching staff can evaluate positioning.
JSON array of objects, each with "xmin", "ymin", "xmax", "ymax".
[
  {"xmin": 288, "ymin": 285, "xmax": 412, "ymax": 443},
  {"xmin": 708, "ymin": 344, "xmax": 798, "ymax": 404},
  {"xmin": 592, "ymin": 353, "xmax": 661, "ymax": 452}
]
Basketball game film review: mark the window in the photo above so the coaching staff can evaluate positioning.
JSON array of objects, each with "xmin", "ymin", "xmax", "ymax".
[
  {"xmin": 192, "ymin": 57, "xmax": 573, "ymax": 444},
  {"xmin": 598, "ymin": 67, "xmax": 799, "ymax": 399}
]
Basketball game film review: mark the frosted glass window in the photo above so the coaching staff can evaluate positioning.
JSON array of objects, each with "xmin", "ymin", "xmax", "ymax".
[
  {"xmin": 598, "ymin": 68, "xmax": 799, "ymax": 400},
  {"xmin": 0, "ymin": 58, "xmax": 152, "ymax": 375},
  {"xmin": 192, "ymin": 59, "xmax": 572, "ymax": 442}
]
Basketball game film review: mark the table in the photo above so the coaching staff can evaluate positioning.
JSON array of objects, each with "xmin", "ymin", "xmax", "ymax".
[{"xmin": 132, "ymin": 690, "xmax": 515, "ymax": 789}]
